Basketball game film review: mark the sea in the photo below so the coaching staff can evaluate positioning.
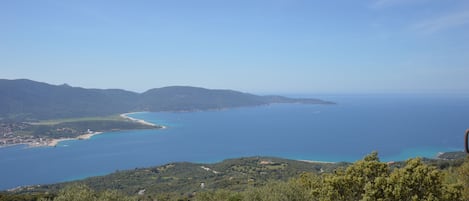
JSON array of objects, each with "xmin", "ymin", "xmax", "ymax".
[{"xmin": 0, "ymin": 94, "xmax": 468, "ymax": 190}]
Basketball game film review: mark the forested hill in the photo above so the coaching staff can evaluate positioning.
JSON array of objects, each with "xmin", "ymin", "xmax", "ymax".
[
  {"xmin": 13, "ymin": 156, "xmax": 348, "ymax": 195},
  {"xmin": 0, "ymin": 79, "xmax": 334, "ymax": 121},
  {"xmin": 8, "ymin": 153, "xmax": 468, "ymax": 200}
]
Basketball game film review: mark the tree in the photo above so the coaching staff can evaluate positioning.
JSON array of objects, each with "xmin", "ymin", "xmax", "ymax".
[
  {"xmin": 321, "ymin": 152, "xmax": 390, "ymax": 201},
  {"xmin": 196, "ymin": 190, "xmax": 243, "ymax": 201},
  {"xmin": 38, "ymin": 184, "xmax": 136, "ymax": 201},
  {"xmin": 385, "ymin": 158, "xmax": 442, "ymax": 200},
  {"xmin": 457, "ymin": 157, "xmax": 469, "ymax": 200},
  {"xmin": 313, "ymin": 152, "xmax": 461, "ymax": 201}
]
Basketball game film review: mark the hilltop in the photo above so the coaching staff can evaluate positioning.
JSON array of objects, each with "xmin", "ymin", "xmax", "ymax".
[
  {"xmin": 0, "ymin": 79, "xmax": 334, "ymax": 121},
  {"xmin": 12, "ymin": 156, "xmax": 348, "ymax": 195},
  {"xmin": 5, "ymin": 153, "xmax": 467, "ymax": 201}
]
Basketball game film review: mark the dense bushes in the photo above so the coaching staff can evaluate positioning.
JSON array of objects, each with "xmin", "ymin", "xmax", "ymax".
[
  {"xmin": 194, "ymin": 152, "xmax": 465, "ymax": 201},
  {"xmin": 38, "ymin": 185, "xmax": 136, "ymax": 201}
]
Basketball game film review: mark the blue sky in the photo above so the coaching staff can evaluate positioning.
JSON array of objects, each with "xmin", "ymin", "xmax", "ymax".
[{"xmin": 1, "ymin": 0, "xmax": 469, "ymax": 94}]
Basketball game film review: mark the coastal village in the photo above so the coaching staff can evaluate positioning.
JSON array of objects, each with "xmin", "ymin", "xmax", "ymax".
[
  {"xmin": 0, "ymin": 123, "xmax": 49, "ymax": 147},
  {"xmin": 0, "ymin": 114, "xmax": 158, "ymax": 148},
  {"xmin": 0, "ymin": 122, "xmax": 99, "ymax": 147}
]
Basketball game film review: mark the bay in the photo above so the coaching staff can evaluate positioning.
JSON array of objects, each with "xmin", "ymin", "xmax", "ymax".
[{"xmin": 1, "ymin": 94, "xmax": 468, "ymax": 190}]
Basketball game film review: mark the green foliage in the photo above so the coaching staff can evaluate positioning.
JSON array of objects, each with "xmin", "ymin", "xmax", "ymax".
[
  {"xmin": 24, "ymin": 120, "xmax": 157, "ymax": 138},
  {"xmin": 22, "ymin": 157, "xmax": 344, "ymax": 195},
  {"xmin": 193, "ymin": 153, "xmax": 464, "ymax": 201},
  {"xmin": 196, "ymin": 190, "xmax": 243, "ymax": 201},
  {"xmin": 241, "ymin": 177, "xmax": 327, "ymax": 201},
  {"xmin": 45, "ymin": 185, "xmax": 96, "ymax": 201},
  {"xmin": 457, "ymin": 157, "xmax": 469, "ymax": 200},
  {"xmin": 385, "ymin": 158, "xmax": 444, "ymax": 201},
  {"xmin": 10, "ymin": 153, "xmax": 467, "ymax": 201},
  {"xmin": 437, "ymin": 151, "xmax": 467, "ymax": 160},
  {"xmin": 32, "ymin": 116, "xmax": 124, "ymax": 126},
  {"xmin": 38, "ymin": 185, "xmax": 136, "ymax": 201},
  {"xmin": 321, "ymin": 151, "xmax": 389, "ymax": 201},
  {"xmin": 320, "ymin": 153, "xmax": 463, "ymax": 201},
  {"xmin": 0, "ymin": 192, "xmax": 53, "ymax": 201}
]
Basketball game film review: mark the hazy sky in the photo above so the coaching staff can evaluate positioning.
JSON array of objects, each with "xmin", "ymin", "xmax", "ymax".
[{"xmin": 1, "ymin": 0, "xmax": 469, "ymax": 94}]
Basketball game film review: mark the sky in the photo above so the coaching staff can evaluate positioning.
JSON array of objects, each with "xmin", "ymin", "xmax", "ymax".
[{"xmin": 1, "ymin": 0, "xmax": 469, "ymax": 94}]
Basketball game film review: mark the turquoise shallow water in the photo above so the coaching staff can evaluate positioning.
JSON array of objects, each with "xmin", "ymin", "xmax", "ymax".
[{"xmin": 0, "ymin": 94, "xmax": 468, "ymax": 190}]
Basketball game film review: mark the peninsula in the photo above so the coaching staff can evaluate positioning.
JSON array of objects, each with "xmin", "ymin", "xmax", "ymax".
[{"xmin": 0, "ymin": 115, "xmax": 161, "ymax": 148}]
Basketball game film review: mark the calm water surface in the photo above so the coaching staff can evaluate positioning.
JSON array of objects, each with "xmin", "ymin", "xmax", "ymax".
[{"xmin": 0, "ymin": 94, "xmax": 468, "ymax": 190}]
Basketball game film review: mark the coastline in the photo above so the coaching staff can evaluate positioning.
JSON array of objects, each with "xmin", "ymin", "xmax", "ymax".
[
  {"xmin": 0, "ymin": 131, "xmax": 106, "ymax": 149},
  {"xmin": 1, "ymin": 112, "xmax": 164, "ymax": 149},
  {"xmin": 43, "ymin": 112, "xmax": 165, "ymax": 147},
  {"xmin": 120, "ymin": 112, "xmax": 167, "ymax": 129},
  {"xmin": 45, "ymin": 131, "xmax": 104, "ymax": 147},
  {"xmin": 297, "ymin": 159, "xmax": 336, "ymax": 164}
]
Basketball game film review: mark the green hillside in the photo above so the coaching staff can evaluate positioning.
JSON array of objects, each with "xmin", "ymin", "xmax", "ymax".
[
  {"xmin": 15, "ymin": 156, "xmax": 347, "ymax": 195},
  {"xmin": 0, "ymin": 79, "xmax": 334, "ymax": 121},
  {"xmin": 3, "ymin": 153, "xmax": 469, "ymax": 201}
]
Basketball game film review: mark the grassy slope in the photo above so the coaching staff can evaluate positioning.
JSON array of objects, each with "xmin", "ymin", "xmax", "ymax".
[{"xmin": 29, "ymin": 115, "xmax": 124, "ymax": 125}]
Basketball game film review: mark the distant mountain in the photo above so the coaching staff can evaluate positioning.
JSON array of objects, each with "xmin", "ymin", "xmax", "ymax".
[
  {"xmin": 0, "ymin": 79, "xmax": 138, "ymax": 120},
  {"xmin": 141, "ymin": 86, "xmax": 268, "ymax": 111},
  {"xmin": 0, "ymin": 79, "xmax": 334, "ymax": 121}
]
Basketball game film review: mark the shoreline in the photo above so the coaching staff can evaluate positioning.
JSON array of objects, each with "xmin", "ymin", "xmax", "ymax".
[
  {"xmin": 43, "ymin": 111, "xmax": 166, "ymax": 147},
  {"xmin": 45, "ymin": 131, "xmax": 104, "ymax": 147},
  {"xmin": 120, "ymin": 112, "xmax": 167, "ymax": 129},
  {"xmin": 1, "ymin": 112, "xmax": 164, "ymax": 149},
  {"xmin": 297, "ymin": 159, "xmax": 336, "ymax": 164},
  {"xmin": 0, "ymin": 131, "xmax": 106, "ymax": 149}
]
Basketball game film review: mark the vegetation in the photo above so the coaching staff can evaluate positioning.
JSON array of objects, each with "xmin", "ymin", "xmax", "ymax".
[
  {"xmin": 1, "ymin": 116, "xmax": 160, "ymax": 146},
  {"xmin": 181, "ymin": 153, "xmax": 469, "ymax": 201},
  {"xmin": 21, "ymin": 120, "xmax": 158, "ymax": 139},
  {"xmin": 29, "ymin": 116, "xmax": 124, "ymax": 126},
  {"xmin": 0, "ymin": 79, "xmax": 333, "ymax": 121},
  {"xmin": 5, "ymin": 153, "xmax": 469, "ymax": 201},
  {"xmin": 19, "ymin": 157, "xmax": 347, "ymax": 195},
  {"xmin": 438, "ymin": 151, "xmax": 467, "ymax": 160}
]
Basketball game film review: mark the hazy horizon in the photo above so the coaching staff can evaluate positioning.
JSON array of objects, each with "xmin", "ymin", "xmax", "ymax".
[
  {"xmin": 5, "ymin": 78, "xmax": 469, "ymax": 96},
  {"xmin": 2, "ymin": 0, "xmax": 469, "ymax": 94}
]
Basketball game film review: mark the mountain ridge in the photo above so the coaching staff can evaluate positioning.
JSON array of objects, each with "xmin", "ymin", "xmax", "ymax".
[{"xmin": 0, "ymin": 79, "xmax": 334, "ymax": 121}]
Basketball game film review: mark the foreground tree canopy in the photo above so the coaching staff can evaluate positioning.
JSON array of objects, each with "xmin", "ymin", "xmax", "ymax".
[{"xmin": 198, "ymin": 152, "xmax": 465, "ymax": 201}]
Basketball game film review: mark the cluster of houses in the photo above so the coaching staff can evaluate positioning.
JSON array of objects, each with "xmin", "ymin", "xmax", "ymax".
[{"xmin": 0, "ymin": 123, "xmax": 46, "ymax": 146}]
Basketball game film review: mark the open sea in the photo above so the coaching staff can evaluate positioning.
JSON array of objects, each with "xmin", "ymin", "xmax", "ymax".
[{"xmin": 1, "ymin": 94, "xmax": 468, "ymax": 190}]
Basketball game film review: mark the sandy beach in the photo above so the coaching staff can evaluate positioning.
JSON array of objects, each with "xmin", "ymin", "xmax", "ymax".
[
  {"xmin": 45, "ymin": 113, "xmax": 164, "ymax": 147},
  {"xmin": 4, "ymin": 113, "xmax": 162, "ymax": 149},
  {"xmin": 46, "ymin": 138, "xmax": 72, "ymax": 147},
  {"xmin": 45, "ymin": 131, "xmax": 104, "ymax": 147},
  {"xmin": 120, "ymin": 112, "xmax": 166, "ymax": 128},
  {"xmin": 76, "ymin": 132, "xmax": 103, "ymax": 140},
  {"xmin": 298, "ymin": 159, "xmax": 335, "ymax": 164}
]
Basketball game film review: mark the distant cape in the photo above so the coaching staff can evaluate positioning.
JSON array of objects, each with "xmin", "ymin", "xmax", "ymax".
[{"xmin": 0, "ymin": 79, "xmax": 334, "ymax": 121}]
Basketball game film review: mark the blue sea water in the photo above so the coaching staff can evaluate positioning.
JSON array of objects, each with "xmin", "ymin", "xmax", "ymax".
[{"xmin": 0, "ymin": 94, "xmax": 468, "ymax": 190}]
